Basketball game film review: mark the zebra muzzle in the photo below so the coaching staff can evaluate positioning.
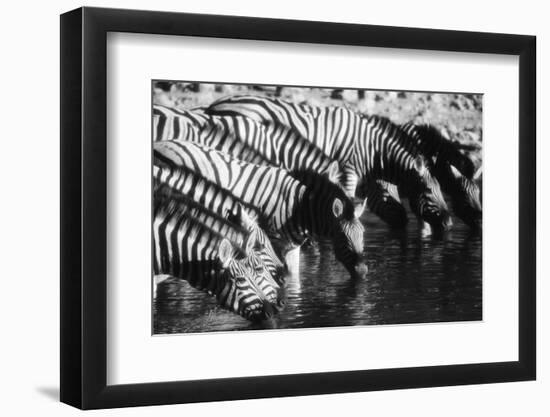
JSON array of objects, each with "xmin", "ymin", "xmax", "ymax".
[
  {"xmin": 262, "ymin": 301, "xmax": 277, "ymax": 319},
  {"xmin": 353, "ymin": 259, "xmax": 369, "ymax": 278}
]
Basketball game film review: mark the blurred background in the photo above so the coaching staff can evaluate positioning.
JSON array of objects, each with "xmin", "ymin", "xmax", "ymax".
[{"xmin": 153, "ymin": 81, "xmax": 482, "ymax": 166}]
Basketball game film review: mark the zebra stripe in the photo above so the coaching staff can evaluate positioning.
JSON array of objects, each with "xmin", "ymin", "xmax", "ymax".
[
  {"xmin": 153, "ymin": 104, "xmax": 209, "ymax": 142},
  {"xmin": 433, "ymin": 162, "xmax": 482, "ymax": 230},
  {"xmin": 154, "ymin": 165, "xmax": 287, "ymax": 283},
  {"xmin": 399, "ymin": 123, "xmax": 482, "ymax": 229},
  {"xmin": 153, "ymin": 190, "xmax": 277, "ymax": 321},
  {"xmin": 206, "ymin": 95, "xmax": 451, "ymax": 231},
  {"xmin": 399, "ymin": 123, "xmax": 476, "ymax": 179},
  {"xmin": 357, "ymin": 177, "xmax": 409, "ymax": 229},
  {"xmin": 153, "ymin": 105, "xmax": 341, "ymax": 183},
  {"xmin": 155, "ymin": 181, "xmax": 283, "ymax": 307},
  {"xmin": 154, "ymin": 140, "xmax": 368, "ymax": 279}
]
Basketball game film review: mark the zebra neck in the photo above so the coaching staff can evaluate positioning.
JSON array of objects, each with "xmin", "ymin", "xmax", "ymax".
[
  {"xmin": 284, "ymin": 186, "xmax": 333, "ymax": 245},
  {"xmin": 154, "ymin": 259, "xmax": 225, "ymax": 296},
  {"xmin": 355, "ymin": 118, "xmax": 417, "ymax": 188}
]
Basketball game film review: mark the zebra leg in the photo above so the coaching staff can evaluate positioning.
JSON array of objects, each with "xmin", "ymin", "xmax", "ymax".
[
  {"xmin": 283, "ymin": 246, "xmax": 302, "ymax": 293},
  {"xmin": 153, "ymin": 274, "xmax": 170, "ymax": 298},
  {"xmin": 285, "ymin": 246, "xmax": 301, "ymax": 276},
  {"xmin": 419, "ymin": 220, "xmax": 432, "ymax": 237}
]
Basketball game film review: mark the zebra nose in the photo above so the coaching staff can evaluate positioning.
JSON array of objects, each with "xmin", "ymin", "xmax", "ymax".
[
  {"xmin": 354, "ymin": 261, "xmax": 369, "ymax": 277},
  {"xmin": 275, "ymin": 265, "xmax": 289, "ymax": 281},
  {"xmin": 262, "ymin": 301, "xmax": 276, "ymax": 319},
  {"xmin": 444, "ymin": 214, "xmax": 453, "ymax": 230},
  {"xmin": 276, "ymin": 291, "xmax": 287, "ymax": 308}
]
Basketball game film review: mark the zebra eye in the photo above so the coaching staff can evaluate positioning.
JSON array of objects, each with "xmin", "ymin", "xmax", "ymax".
[{"xmin": 235, "ymin": 276, "xmax": 247, "ymax": 285}]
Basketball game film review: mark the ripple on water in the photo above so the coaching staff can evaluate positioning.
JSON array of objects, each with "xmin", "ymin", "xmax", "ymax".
[{"xmin": 153, "ymin": 211, "xmax": 482, "ymax": 334}]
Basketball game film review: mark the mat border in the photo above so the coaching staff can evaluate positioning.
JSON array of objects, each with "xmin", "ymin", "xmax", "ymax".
[{"xmin": 60, "ymin": 6, "xmax": 536, "ymax": 409}]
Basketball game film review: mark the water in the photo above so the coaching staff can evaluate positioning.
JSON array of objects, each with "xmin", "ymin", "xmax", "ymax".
[{"xmin": 153, "ymin": 210, "xmax": 482, "ymax": 334}]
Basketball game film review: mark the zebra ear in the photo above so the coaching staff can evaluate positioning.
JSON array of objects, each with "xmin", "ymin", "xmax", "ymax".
[
  {"xmin": 413, "ymin": 155, "xmax": 428, "ymax": 175},
  {"xmin": 449, "ymin": 164, "xmax": 462, "ymax": 179},
  {"xmin": 218, "ymin": 239, "xmax": 234, "ymax": 268},
  {"xmin": 332, "ymin": 198, "xmax": 344, "ymax": 218},
  {"xmin": 353, "ymin": 197, "xmax": 367, "ymax": 218},
  {"xmin": 244, "ymin": 229, "xmax": 258, "ymax": 256},
  {"xmin": 236, "ymin": 204, "xmax": 256, "ymax": 230},
  {"xmin": 326, "ymin": 160, "xmax": 341, "ymax": 184},
  {"xmin": 473, "ymin": 165, "xmax": 483, "ymax": 181}
]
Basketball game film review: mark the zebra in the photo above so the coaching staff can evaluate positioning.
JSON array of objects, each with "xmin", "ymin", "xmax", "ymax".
[
  {"xmin": 152, "ymin": 104, "xmax": 342, "ymax": 184},
  {"xmin": 153, "ymin": 164, "xmax": 287, "ymax": 283},
  {"xmin": 361, "ymin": 177, "xmax": 409, "ymax": 229},
  {"xmin": 153, "ymin": 104, "xmax": 209, "ymax": 143},
  {"xmin": 153, "ymin": 189, "xmax": 278, "ymax": 321},
  {"xmin": 432, "ymin": 161, "xmax": 482, "ymax": 230},
  {"xmin": 367, "ymin": 123, "xmax": 482, "ymax": 230},
  {"xmin": 206, "ymin": 95, "xmax": 451, "ymax": 232},
  {"xmin": 399, "ymin": 123, "xmax": 476, "ymax": 179},
  {"xmin": 153, "ymin": 140, "xmax": 368, "ymax": 279},
  {"xmin": 154, "ymin": 181, "xmax": 284, "ymax": 307}
]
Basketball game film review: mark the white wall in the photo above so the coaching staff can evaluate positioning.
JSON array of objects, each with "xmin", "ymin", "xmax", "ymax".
[{"xmin": 0, "ymin": 0, "xmax": 546, "ymax": 415}]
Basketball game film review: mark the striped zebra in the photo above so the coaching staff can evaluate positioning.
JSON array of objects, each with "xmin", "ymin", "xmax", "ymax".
[
  {"xmin": 432, "ymin": 162, "xmax": 482, "ymax": 230},
  {"xmin": 153, "ymin": 187, "xmax": 279, "ymax": 321},
  {"xmin": 154, "ymin": 165, "xmax": 287, "ymax": 284},
  {"xmin": 153, "ymin": 104, "xmax": 209, "ymax": 142},
  {"xmin": 369, "ymin": 123, "xmax": 482, "ymax": 229},
  {"xmin": 155, "ymin": 181, "xmax": 284, "ymax": 307},
  {"xmin": 361, "ymin": 177, "xmax": 409, "ymax": 229},
  {"xmin": 399, "ymin": 123, "xmax": 476, "ymax": 179},
  {"xmin": 206, "ymin": 95, "xmax": 451, "ymax": 232},
  {"xmin": 153, "ymin": 104, "xmax": 342, "ymax": 184},
  {"xmin": 154, "ymin": 140, "xmax": 368, "ymax": 279}
]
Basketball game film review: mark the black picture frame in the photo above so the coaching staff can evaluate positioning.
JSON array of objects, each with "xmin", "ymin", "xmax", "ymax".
[{"xmin": 60, "ymin": 6, "xmax": 536, "ymax": 410}]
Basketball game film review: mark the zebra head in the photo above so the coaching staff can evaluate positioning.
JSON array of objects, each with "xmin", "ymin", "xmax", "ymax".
[
  {"xmin": 217, "ymin": 238, "xmax": 279, "ymax": 322},
  {"xmin": 435, "ymin": 162, "xmax": 482, "ymax": 230},
  {"xmin": 406, "ymin": 155, "xmax": 453, "ymax": 233},
  {"xmin": 330, "ymin": 196, "xmax": 368, "ymax": 279},
  {"xmin": 292, "ymin": 170, "xmax": 368, "ymax": 279},
  {"xmin": 245, "ymin": 249, "xmax": 287, "ymax": 310},
  {"xmin": 357, "ymin": 178, "xmax": 409, "ymax": 229},
  {"xmin": 240, "ymin": 228, "xmax": 286, "ymax": 310},
  {"xmin": 227, "ymin": 203, "xmax": 288, "ymax": 284}
]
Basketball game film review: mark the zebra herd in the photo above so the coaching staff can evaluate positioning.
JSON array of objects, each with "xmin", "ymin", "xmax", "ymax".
[{"xmin": 153, "ymin": 94, "xmax": 482, "ymax": 323}]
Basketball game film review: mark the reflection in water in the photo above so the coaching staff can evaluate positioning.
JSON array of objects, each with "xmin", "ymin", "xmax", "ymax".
[{"xmin": 153, "ymin": 210, "xmax": 482, "ymax": 334}]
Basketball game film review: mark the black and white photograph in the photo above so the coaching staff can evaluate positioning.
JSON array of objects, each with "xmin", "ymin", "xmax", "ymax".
[{"xmin": 152, "ymin": 81, "xmax": 483, "ymax": 334}]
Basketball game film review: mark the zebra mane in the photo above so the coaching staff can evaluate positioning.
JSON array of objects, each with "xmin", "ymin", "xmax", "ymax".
[
  {"xmin": 407, "ymin": 123, "xmax": 476, "ymax": 179},
  {"xmin": 361, "ymin": 114, "xmax": 427, "ymax": 157},
  {"xmin": 290, "ymin": 170, "xmax": 357, "ymax": 220}
]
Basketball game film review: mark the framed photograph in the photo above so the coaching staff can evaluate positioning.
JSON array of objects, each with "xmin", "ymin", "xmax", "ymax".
[{"xmin": 60, "ymin": 6, "xmax": 536, "ymax": 409}]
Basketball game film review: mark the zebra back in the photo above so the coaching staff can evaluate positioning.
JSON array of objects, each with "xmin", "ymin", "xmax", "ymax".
[
  {"xmin": 154, "ymin": 104, "xmax": 342, "ymax": 184},
  {"xmin": 153, "ymin": 104, "xmax": 209, "ymax": 142},
  {"xmin": 207, "ymin": 95, "xmax": 359, "ymax": 178},
  {"xmin": 207, "ymin": 95, "xmax": 451, "ymax": 231}
]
